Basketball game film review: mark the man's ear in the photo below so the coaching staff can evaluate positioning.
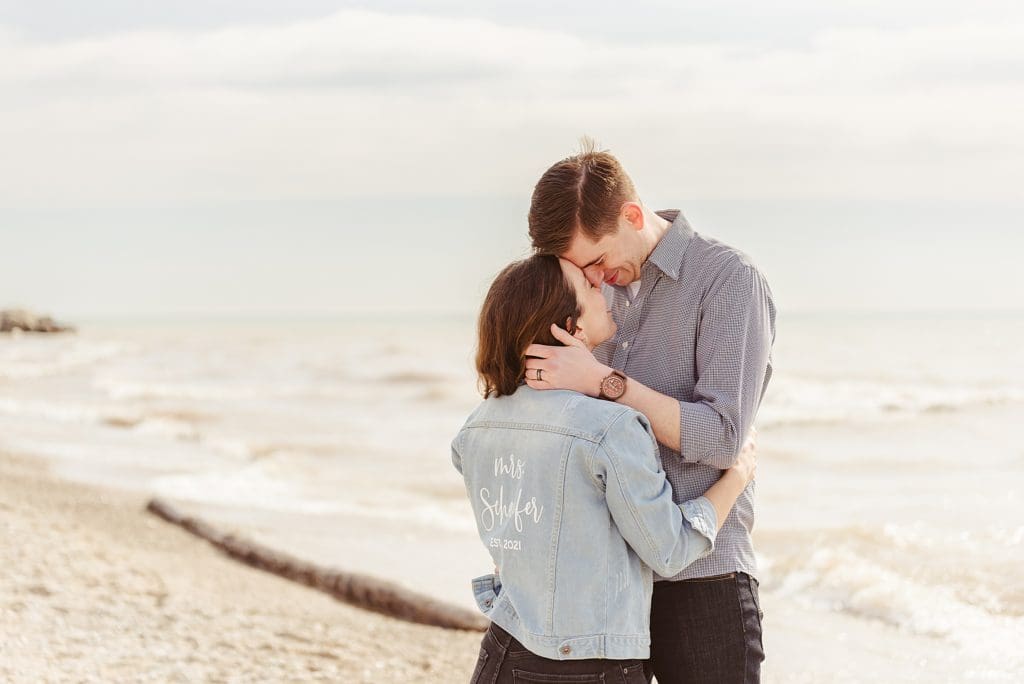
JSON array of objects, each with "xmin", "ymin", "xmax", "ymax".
[{"xmin": 622, "ymin": 202, "xmax": 644, "ymax": 231}]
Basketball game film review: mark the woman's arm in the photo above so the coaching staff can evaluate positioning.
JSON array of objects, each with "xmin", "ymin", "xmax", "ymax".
[
  {"xmin": 599, "ymin": 412, "xmax": 757, "ymax": 577},
  {"xmin": 699, "ymin": 428, "xmax": 758, "ymax": 530}
]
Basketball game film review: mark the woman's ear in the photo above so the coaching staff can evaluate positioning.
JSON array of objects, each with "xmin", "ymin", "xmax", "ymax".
[{"xmin": 568, "ymin": 317, "xmax": 589, "ymax": 345}]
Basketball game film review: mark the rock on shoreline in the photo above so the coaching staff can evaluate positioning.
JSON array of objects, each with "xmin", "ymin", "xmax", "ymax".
[{"xmin": 0, "ymin": 308, "xmax": 75, "ymax": 333}]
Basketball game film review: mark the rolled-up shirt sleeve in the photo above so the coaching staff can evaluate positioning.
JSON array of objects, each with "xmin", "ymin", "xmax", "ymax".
[
  {"xmin": 679, "ymin": 261, "xmax": 775, "ymax": 468},
  {"xmin": 600, "ymin": 410, "xmax": 717, "ymax": 578}
]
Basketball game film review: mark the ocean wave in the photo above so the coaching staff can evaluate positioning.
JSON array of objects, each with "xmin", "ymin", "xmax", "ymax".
[
  {"xmin": 0, "ymin": 393, "xmax": 360, "ymax": 469},
  {"xmin": 131, "ymin": 416, "xmax": 203, "ymax": 441},
  {"xmin": 0, "ymin": 396, "xmax": 126, "ymax": 426},
  {"xmin": 759, "ymin": 377, "xmax": 1024, "ymax": 428},
  {"xmin": 760, "ymin": 524, "xmax": 1024, "ymax": 664},
  {"xmin": 379, "ymin": 371, "xmax": 449, "ymax": 385},
  {"xmin": 150, "ymin": 468, "xmax": 477, "ymax": 532},
  {"xmin": 94, "ymin": 378, "xmax": 264, "ymax": 402},
  {"xmin": 248, "ymin": 441, "xmax": 345, "ymax": 460},
  {"xmin": 0, "ymin": 397, "xmax": 218, "ymax": 444},
  {"xmin": 0, "ymin": 340, "xmax": 132, "ymax": 379}
]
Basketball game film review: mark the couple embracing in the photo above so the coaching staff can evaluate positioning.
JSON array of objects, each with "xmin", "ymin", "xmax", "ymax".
[{"xmin": 452, "ymin": 142, "xmax": 776, "ymax": 684}]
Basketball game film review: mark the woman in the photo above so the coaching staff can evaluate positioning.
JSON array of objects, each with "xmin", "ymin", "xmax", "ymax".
[{"xmin": 451, "ymin": 255, "xmax": 756, "ymax": 683}]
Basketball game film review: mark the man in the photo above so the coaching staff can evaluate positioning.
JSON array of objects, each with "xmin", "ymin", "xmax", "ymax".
[{"xmin": 523, "ymin": 141, "xmax": 776, "ymax": 684}]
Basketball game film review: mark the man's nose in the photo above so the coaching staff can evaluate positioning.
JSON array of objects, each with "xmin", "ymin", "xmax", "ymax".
[{"xmin": 584, "ymin": 267, "xmax": 603, "ymax": 287}]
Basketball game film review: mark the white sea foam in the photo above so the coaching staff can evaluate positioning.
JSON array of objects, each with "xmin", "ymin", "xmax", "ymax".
[
  {"xmin": 129, "ymin": 416, "xmax": 201, "ymax": 440},
  {"xmin": 0, "ymin": 338, "xmax": 131, "ymax": 379},
  {"xmin": 0, "ymin": 396, "xmax": 124, "ymax": 425},
  {"xmin": 765, "ymin": 524, "xmax": 1024, "ymax": 668},
  {"xmin": 150, "ymin": 466, "xmax": 477, "ymax": 532},
  {"xmin": 94, "ymin": 378, "xmax": 265, "ymax": 402},
  {"xmin": 759, "ymin": 376, "xmax": 1024, "ymax": 428},
  {"xmin": 151, "ymin": 468, "xmax": 343, "ymax": 515}
]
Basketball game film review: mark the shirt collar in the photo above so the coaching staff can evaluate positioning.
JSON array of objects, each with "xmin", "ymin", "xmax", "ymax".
[{"xmin": 644, "ymin": 209, "xmax": 693, "ymax": 281}]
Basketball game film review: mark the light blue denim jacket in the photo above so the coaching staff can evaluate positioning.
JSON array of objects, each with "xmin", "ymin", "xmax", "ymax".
[{"xmin": 451, "ymin": 385, "xmax": 718, "ymax": 660}]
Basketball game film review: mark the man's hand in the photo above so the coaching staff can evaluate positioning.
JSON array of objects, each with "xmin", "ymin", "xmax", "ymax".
[{"xmin": 524, "ymin": 324, "xmax": 611, "ymax": 396}]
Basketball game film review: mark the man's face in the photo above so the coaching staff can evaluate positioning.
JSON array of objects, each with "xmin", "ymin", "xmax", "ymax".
[{"xmin": 561, "ymin": 217, "xmax": 646, "ymax": 289}]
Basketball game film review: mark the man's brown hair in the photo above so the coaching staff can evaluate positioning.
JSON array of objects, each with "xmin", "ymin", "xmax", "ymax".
[
  {"xmin": 528, "ymin": 137, "xmax": 638, "ymax": 255},
  {"xmin": 476, "ymin": 255, "xmax": 580, "ymax": 398}
]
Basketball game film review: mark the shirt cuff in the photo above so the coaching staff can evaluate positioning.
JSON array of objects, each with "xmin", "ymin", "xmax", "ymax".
[
  {"xmin": 681, "ymin": 496, "xmax": 718, "ymax": 557},
  {"xmin": 679, "ymin": 400, "xmax": 730, "ymax": 464}
]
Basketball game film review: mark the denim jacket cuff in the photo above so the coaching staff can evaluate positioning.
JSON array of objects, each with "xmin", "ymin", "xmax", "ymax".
[
  {"xmin": 471, "ymin": 573, "xmax": 503, "ymax": 614},
  {"xmin": 681, "ymin": 496, "xmax": 718, "ymax": 556}
]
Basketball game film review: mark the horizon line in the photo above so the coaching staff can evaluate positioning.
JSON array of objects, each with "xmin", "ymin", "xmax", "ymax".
[{"xmin": 53, "ymin": 307, "xmax": 1024, "ymax": 324}]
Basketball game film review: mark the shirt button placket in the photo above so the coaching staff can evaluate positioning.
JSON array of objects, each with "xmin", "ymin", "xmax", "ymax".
[{"xmin": 614, "ymin": 291, "xmax": 641, "ymax": 366}]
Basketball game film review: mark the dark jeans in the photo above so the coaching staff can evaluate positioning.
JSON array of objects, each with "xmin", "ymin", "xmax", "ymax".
[
  {"xmin": 470, "ymin": 622, "xmax": 648, "ymax": 684},
  {"xmin": 646, "ymin": 572, "xmax": 765, "ymax": 684}
]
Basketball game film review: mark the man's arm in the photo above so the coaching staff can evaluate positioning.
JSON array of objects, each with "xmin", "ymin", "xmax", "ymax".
[
  {"xmin": 525, "ymin": 262, "xmax": 775, "ymax": 469},
  {"xmin": 679, "ymin": 263, "xmax": 774, "ymax": 467}
]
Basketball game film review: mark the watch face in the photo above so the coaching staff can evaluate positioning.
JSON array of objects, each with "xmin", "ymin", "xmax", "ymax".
[{"xmin": 602, "ymin": 374, "xmax": 626, "ymax": 399}]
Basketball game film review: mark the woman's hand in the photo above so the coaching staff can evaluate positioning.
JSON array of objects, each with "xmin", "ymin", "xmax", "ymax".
[
  {"xmin": 696, "ymin": 427, "xmax": 759, "ymax": 531},
  {"xmin": 728, "ymin": 427, "xmax": 758, "ymax": 485}
]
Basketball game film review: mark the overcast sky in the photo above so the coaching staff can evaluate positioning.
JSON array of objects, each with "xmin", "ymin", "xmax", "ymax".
[{"xmin": 2, "ymin": 1, "xmax": 1022, "ymax": 318}]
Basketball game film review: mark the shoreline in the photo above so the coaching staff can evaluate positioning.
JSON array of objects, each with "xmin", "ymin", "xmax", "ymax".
[
  {"xmin": 4, "ymin": 429, "xmax": 1019, "ymax": 682},
  {"xmin": 0, "ymin": 449, "xmax": 480, "ymax": 683}
]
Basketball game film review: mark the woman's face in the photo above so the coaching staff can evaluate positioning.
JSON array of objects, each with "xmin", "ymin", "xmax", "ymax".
[{"xmin": 558, "ymin": 258, "xmax": 617, "ymax": 349}]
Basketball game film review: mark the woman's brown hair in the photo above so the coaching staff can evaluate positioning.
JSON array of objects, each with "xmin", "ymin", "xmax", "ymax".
[{"xmin": 476, "ymin": 255, "xmax": 580, "ymax": 398}]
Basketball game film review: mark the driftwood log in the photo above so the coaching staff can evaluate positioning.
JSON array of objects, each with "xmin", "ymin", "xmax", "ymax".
[{"xmin": 146, "ymin": 497, "xmax": 488, "ymax": 632}]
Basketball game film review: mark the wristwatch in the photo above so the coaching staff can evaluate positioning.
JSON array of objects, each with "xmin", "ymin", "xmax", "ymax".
[{"xmin": 598, "ymin": 370, "xmax": 628, "ymax": 401}]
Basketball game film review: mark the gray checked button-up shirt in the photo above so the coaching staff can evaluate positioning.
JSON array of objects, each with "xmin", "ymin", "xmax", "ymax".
[{"xmin": 594, "ymin": 209, "xmax": 777, "ymax": 581}]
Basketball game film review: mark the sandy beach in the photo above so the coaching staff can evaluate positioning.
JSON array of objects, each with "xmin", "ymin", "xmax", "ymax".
[
  {"xmin": 0, "ymin": 449, "xmax": 481, "ymax": 683},
  {"xmin": 2, "ymin": 319, "xmax": 1022, "ymax": 683}
]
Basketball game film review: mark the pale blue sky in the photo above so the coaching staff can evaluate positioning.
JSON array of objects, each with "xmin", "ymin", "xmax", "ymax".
[{"xmin": 1, "ymin": 2, "xmax": 1022, "ymax": 318}]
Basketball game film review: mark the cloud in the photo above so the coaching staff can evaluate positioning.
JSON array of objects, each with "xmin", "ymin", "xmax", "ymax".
[
  {"xmin": 1, "ymin": 10, "xmax": 1022, "ymax": 207},
  {"xmin": 0, "ymin": 12, "xmax": 590, "ymax": 89}
]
